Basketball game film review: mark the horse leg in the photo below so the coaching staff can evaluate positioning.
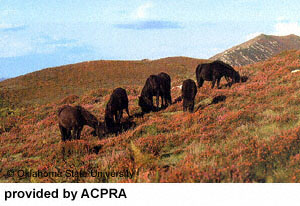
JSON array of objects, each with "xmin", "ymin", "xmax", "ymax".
[
  {"xmin": 161, "ymin": 94, "xmax": 165, "ymax": 108},
  {"xmin": 114, "ymin": 112, "xmax": 119, "ymax": 133},
  {"xmin": 225, "ymin": 76, "xmax": 230, "ymax": 83},
  {"xmin": 189, "ymin": 101, "xmax": 195, "ymax": 113},
  {"xmin": 211, "ymin": 76, "xmax": 216, "ymax": 89},
  {"xmin": 164, "ymin": 93, "xmax": 169, "ymax": 107},
  {"xmin": 118, "ymin": 110, "xmax": 123, "ymax": 124},
  {"xmin": 183, "ymin": 99, "xmax": 187, "ymax": 112},
  {"xmin": 165, "ymin": 93, "xmax": 169, "ymax": 107},
  {"xmin": 59, "ymin": 124, "xmax": 67, "ymax": 141},
  {"xmin": 71, "ymin": 127, "xmax": 77, "ymax": 140},
  {"xmin": 66, "ymin": 130, "xmax": 71, "ymax": 140},
  {"xmin": 168, "ymin": 92, "xmax": 172, "ymax": 105},
  {"xmin": 74, "ymin": 126, "xmax": 81, "ymax": 140},
  {"xmin": 217, "ymin": 77, "xmax": 221, "ymax": 89},
  {"xmin": 76, "ymin": 126, "xmax": 83, "ymax": 140},
  {"xmin": 113, "ymin": 112, "xmax": 118, "ymax": 124},
  {"xmin": 198, "ymin": 78, "xmax": 204, "ymax": 88},
  {"xmin": 125, "ymin": 107, "xmax": 131, "ymax": 118},
  {"xmin": 156, "ymin": 93, "xmax": 160, "ymax": 110},
  {"xmin": 149, "ymin": 96, "xmax": 154, "ymax": 111}
]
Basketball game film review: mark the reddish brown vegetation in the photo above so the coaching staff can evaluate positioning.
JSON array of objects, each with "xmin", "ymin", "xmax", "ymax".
[{"xmin": 1, "ymin": 51, "xmax": 300, "ymax": 182}]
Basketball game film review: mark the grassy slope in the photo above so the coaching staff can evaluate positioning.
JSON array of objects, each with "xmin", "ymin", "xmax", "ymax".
[
  {"xmin": 1, "ymin": 51, "xmax": 300, "ymax": 182},
  {"xmin": 0, "ymin": 57, "xmax": 205, "ymax": 106}
]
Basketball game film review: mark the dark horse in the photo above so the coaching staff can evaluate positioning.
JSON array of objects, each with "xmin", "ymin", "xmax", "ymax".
[
  {"xmin": 105, "ymin": 87, "xmax": 131, "ymax": 133},
  {"xmin": 58, "ymin": 105, "xmax": 105, "ymax": 141},
  {"xmin": 138, "ymin": 75, "xmax": 162, "ymax": 113},
  {"xmin": 139, "ymin": 73, "xmax": 172, "ymax": 113},
  {"xmin": 182, "ymin": 79, "xmax": 197, "ymax": 113},
  {"xmin": 158, "ymin": 72, "xmax": 172, "ymax": 107},
  {"xmin": 196, "ymin": 60, "xmax": 240, "ymax": 89}
]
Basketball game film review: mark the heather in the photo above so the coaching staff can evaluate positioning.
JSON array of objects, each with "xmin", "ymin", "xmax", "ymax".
[{"xmin": 1, "ymin": 51, "xmax": 300, "ymax": 182}]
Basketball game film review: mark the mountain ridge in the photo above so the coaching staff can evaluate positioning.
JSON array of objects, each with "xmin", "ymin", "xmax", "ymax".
[{"xmin": 210, "ymin": 34, "xmax": 300, "ymax": 66}]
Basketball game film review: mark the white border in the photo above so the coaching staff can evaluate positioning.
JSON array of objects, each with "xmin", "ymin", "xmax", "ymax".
[{"xmin": 1, "ymin": 183, "xmax": 300, "ymax": 206}]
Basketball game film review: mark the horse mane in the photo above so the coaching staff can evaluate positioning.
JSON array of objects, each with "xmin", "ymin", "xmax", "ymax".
[{"xmin": 213, "ymin": 60, "xmax": 240, "ymax": 80}]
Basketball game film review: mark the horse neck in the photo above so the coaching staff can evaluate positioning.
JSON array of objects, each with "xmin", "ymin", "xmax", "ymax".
[
  {"xmin": 226, "ymin": 69, "xmax": 235, "ymax": 78},
  {"xmin": 81, "ymin": 110, "xmax": 99, "ymax": 129},
  {"xmin": 141, "ymin": 88, "xmax": 153, "ymax": 99},
  {"xmin": 87, "ymin": 118, "xmax": 98, "ymax": 129},
  {"xmin": 141, "ymin": 86, "xmax": 148, "ymax": 97}
]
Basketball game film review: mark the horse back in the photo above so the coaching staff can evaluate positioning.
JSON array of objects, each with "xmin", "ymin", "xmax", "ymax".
[
  {"xmin": 182, "ymin": 79, "xmax": 197, "ymax": 100},
  {"xmin": 157, "ymin": 72, "xmax": 171, "ymax": 95},
  {"xmin": 106, "ymin": 87, "xmax": 129, "ymax": 114},
  {"xmin": 58, "ymin": 105, "xmax": 81, "ymax": 129},
  {"xmin": 141, "ymin": 75, "xmax": 160, "ymax": 97},
  {"xmin": 198, "ymin": 63, "xmax": 213, "ymax": 81},
  {"xmin": 211, "ymin": 61, "xmax": 235, "ymax": 76}
]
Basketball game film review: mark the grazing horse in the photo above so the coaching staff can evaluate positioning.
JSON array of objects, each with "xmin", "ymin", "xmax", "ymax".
[
  {"xmin": 196, "ymin": 60, "xmax": 240, "ymax": 89},
  {"xmin": 105, "ymin": 87, "xmax": 130, "ymax": 133},
  {"xmin": 182, "ymin": 79, "xmax": 197, "ymax": 113},
  {"xmin": 58, "ymin": 105, "xmax": 105, "ymax": 141},
  {"xmin": 158, "ymin": 72, "xmax": 172, "ymax": 107},
  {"xmin": 138, "ymin": 75, "xmax": 162, "ymax": 113}
]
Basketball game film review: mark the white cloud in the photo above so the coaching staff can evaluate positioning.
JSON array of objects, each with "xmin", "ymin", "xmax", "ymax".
[
  {"xmin": 276, "ymin": 16, "xmax": 289, "ymax": 22},
  {"xmin": 0, "ymin": 23, "xmax": 11, "ymax": 29},
  {"xmin": 0, "ymin": 9, "xmax": 18, "ymax": 16},
  {"xmin": 0, "ymin": 35, "xmax": 33, "ymax": 58},
  {"xmin": 244, "ymin": 20, "xmax": 300, "ymax": 41},
  {"xmin": 131, "ymin": 2, "xmax": 153, "ymax": 19},
  {"xmin": 245, "ymin": 32, "xmax": 262, "ymax": 41},
  {"xmin": 0, "ymin": 23, "xmax": 26, "ymax": 32},
  {"xmin": 0, "ymin": 34, "xmax": 78, "ymax": 58},
  {"xmin": 273, "ymin": 21, "xmax": 300, "ymax": 36}
]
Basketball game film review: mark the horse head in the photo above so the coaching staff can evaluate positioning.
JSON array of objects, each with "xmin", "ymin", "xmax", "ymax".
[
  {"xmin": 94, "ymin": 121, "xmax": 107, "ymax": 139},
  {"xmin": 232, "ymin": 70, "xmax": 240, "ymax": 83},
  {"xmin": 138, "ymin": 95, "xmax": 153, "ymax": 113}
]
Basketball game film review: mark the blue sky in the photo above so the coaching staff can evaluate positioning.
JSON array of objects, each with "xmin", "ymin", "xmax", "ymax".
[{"xmin": 1, "ymin": 0, "xmax": 300, "ymax": 78}]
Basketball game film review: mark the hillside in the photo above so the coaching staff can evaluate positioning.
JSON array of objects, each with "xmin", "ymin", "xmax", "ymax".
[
  {"xmin": 210, "ymin": 34, "xmax": 300, "ymax": 66},
  {"xmin": 1, "ymin": 50, "xmax": 300, "ymax": 182},
  {"xmin": 0, "ymin": 57, "xmax": 205, "ymax": 107}
]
